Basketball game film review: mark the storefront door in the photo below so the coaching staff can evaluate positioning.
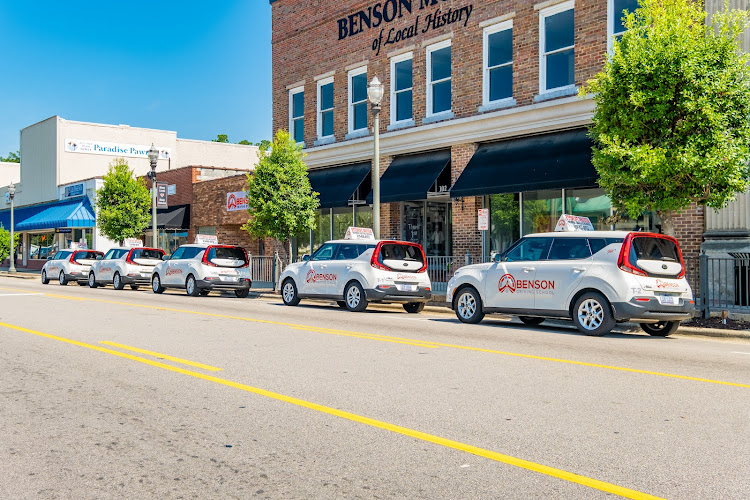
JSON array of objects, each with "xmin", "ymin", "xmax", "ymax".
[{"xmin": 402, "ymin": 201, "xmax": 450, "ymax": 256}]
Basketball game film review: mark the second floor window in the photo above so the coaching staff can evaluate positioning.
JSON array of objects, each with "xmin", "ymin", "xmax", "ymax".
[
  {"xmin": 484, "ymin": 21, "xmax": 513, "ymax": 104},
  {"xmin": 391, "ymin": 53, "xmax": 413, "ymax": 124},
  {"xmin": 427, "ymin": 40, "xmax": 452, "ymax": 116},
  {"xmin": 317, "ymin": 78, "xmax": 334, "ymax": 139},
  {"xmin": 609, "ymin": 0, "xmax": 638, "ymax": 44},
  {"xmin": 348, "ymin": 67, "xmax": 368, "ymax": 134},
  {"xmin": 289, "ymin": 87, "xmax": 304, "ymax": 143},
  {"xmin": 540, "ymin": 2, "xmax": 575, "ymax": 94}
]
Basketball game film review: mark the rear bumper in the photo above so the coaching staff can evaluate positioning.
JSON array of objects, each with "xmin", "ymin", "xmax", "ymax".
[
  {"xmin": 66, "ymin": 271, "xmax": 88, "ymax": 281},
  {"xmin": 121, "ymin": 274, "xmax": 153, "ymax": 285},
  {"xmin": 364, "ymin": 286, "xmax": 430, "ymax": 303},
  {"xmin": 612, "ymin": 299, "xmax": 694, "ymax": 322},
  {"xmin": 196, "ymin": 278, "xmax": 251, "ymax": 291}
]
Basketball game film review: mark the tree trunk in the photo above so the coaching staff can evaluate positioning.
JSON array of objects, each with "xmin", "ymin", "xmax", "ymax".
[{"xmin": 657, "ymin": 210, "xmax": 676, "ymax": 237}]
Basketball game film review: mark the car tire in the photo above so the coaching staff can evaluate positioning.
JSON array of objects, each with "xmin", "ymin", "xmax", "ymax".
[
  {"xmin": 59, "ymin": 271, "xmax": 68, "ymax": 286},
  {"xmin": 344, "ymin": 281, "xmax": 368, "ymax": 312},
  {"xmin": 186, "ymin": 274, "xmax": 200, "ymax": 297},
  {"xmin": 199, "ymin": 290, "xmax": 210, "ymax": 296},
  {"xmin": 130, "ymin": 285, "xmax": 139, "ymax": 291},
  {"xmin": 152, "ymin": 274, "xmax": 165, "ymax": 294},
  {"xmin": 113, "ymin": 272, "xmax": 125, "ymax": 290},
  {"xmin": 336, "ymin": 300, "xmax": 347, "ymax": 308},
  {"xmin": 281, "ymin": 279, "xmax": 300, "ymax": 306},
  {"xmin": 572, "ymin": 292, "xmax": 615, "ymax": 336},
  {"xmin": 235, "ymin": 289, "xmax": 249, "ymax": 298},
  {"xmin": 454, "ymin": 287, "xmax": 484, "ymax": 324},
  {"xmin": 403, "ymin": 302, "xmax": 425, "ymax": 314},
  {"xmin": 519, "ymin": 316, "xmax": 545, "ymax": 326},
  {"xmin": 88, "ymin": 272, "xmax": 98, "ymax": 288},
  {"xmin": 41, "ymin": 270, "xmax": 49, "ymax": 285},
  {"xmin": 640, "ymin": 321, "xmax": 680, "ymax": 337}
]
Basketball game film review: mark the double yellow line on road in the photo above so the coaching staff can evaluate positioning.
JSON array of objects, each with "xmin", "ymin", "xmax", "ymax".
[{"xmin": 0, "ymin": 319, "xmax": 665, "ymax": 500}]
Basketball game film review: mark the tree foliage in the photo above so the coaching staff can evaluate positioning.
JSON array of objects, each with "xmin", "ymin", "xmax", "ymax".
[
  {"xmin": 95, "ymin": 159, "xmax": 152, "ymax": 245},
  {"xmin": 212, "ymin": 134, "xmax": 229, "ymax": 143},
  {"xmin": 0, "ymin": 225, "xmax": 20, "ymax": 263},
  {"xmin": 1, "ymin": 151, "xmax": 20, "ymax": 163},
  {"xmin": 581, "ymin": 0, "xmax": 750, "ymax": 234},
  {"xmin": 243, "ymin": 129, "xmax": 319, "ymax": 259}
]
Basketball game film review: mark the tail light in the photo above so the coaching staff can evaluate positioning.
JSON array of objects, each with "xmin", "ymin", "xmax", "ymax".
[
  {"xmin": 415, "ymin": 244, "xmax": 427, "ymax": 273},
  {"xmin": 370, "ymin": 243, "xmax": 390, "ymax": 271},
  {"xmin": 241, "ymin": 248, "xmax": 249, "ymax": 268},
  {"xmin": 201, "ymin": 246, "xmax": 218, "ymax": 267},
  {"xmin": 69, "ymin": 252, "xmax": 77, "ymax": 263},
  {"xmin": 617, "ymin": 235, "xmax": 647, "ymax": 277},
  {"xmin": 126, "ymin": 249, "xmax": 137, "ymax": 266}
]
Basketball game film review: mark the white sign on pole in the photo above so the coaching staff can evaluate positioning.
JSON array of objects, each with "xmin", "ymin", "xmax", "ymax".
[
  {"xmin": 554, "ymin": 214, "xmax": 595, "ymax": 232},
  {"xmin": 477, "ymin": 209, "xmax": 489, "ymax": 231}
]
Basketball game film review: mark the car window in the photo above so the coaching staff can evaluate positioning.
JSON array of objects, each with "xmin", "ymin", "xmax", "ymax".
[
  {"xmin": 588, "ymin": 238, "xmax": 623, "ymax": 255},
  {"xmin": 548, "ymin": 238, "xmax": 592, "ymax": 260},
  {"xmin": 505, "ymin": 238, "xmax": 551, "ymax": 262},
  {"xmin": 170, "ymin": 247, "xmax": 186, "ymax": 260},
  {"xmin": 312, "ymin": 244, "xmax": 337, "ymax": 261},
  {"xmin": 182, "ymin": 247, "xmax": 204, "ymax": 260},
  {"xmin": 205, "ymin": 246, "xmax": 247, "ymax": 267},
  {"xmin": 55, "ymin": 251, "xmax": 72, "ymax": 261},
  {"xmin": 103, "ymin": 249, "xmax": 117, "ymax": 260},
  {"xmin": 632, "ymin": 237, "xmax": 680, "ymax": 262},
  {"xmin": 379, "ymin": 243, "xmax": 423, "ymax": 262},
  {"xmin": 130, "ymin": 249, "xmax": 165, "ymax": 260},
  {"xmin": 113, "ymin": 249, "xmax": 129, "ymax": 259},
  {"xmin": 72, "ymin": 251, "xmax": 102, "ymax": 263},
  {"xmin": 335, "ymin": 244, "xmax": 362, "ymax": 260}
]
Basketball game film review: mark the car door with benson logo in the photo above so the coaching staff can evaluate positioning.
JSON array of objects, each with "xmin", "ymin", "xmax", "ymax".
[
  {"xmin": 533, "ymin": 237, "xmax": 595, "ymax": 314},
  {"xmin": 300, "ymin": 243, "xmax": 338, "ymax": 296},
  {"xmin": 485, "ymin": 237, "xmax": 551, "ymax": 311}
]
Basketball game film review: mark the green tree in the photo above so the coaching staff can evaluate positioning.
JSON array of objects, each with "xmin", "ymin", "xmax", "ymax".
[
  {"xmin": 581, "ymin": 0, "xmax": 750, "ymax": 235},
  {"xmin": 254, "ymin": 139, "xmax": 271, "ymax": 150},
  {"xmin": 212, "ymin": 134, "xmax": 229, "ymax": 143},
  {"xmin": 237, "ymin": 139, "xmax": 252, "ymax": 145},
  {"xmin": 243, "ymin": 129, "xmax": 319, "ymax": 260},
  {"xmin": 95, "ymin": 159, "xmax": 152, "ymax": 245},
  {"xmin": 1, "ymin": 150, "xmax": 20, "ymax": 163},
  {"xmin": 0, "ymin": 224, "xmax": 20, "ymax": 263}
]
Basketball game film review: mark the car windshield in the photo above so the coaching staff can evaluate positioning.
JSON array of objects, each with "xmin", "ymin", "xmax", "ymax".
[
  {"xmin": 632, "ymin": 237, "xmax": 680, "ymax": 262},
  {"xmin": 131, "ymin": 249, "xmax": 164, "ymax": 260},
  {"xmin": 72, "ymin": 251, "xmax": 102, "ymax": 263},
  {"xmin": 206, "ymin": 246, "xmax": 247, "ymax": 267}
]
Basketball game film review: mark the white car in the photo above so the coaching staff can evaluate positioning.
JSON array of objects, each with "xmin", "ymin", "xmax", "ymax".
[
  {"xmin": 88, "ymin": 247, "xmax": 166, "ymax": 290},
  {"xmin": 279, "ymin": 239, "xmax": 431, "ymax": 312},
  {"xmin": 151, "ymin": 244, "xmax": 251, "ymax": 297},
  {"xmin": 446, "ymin": 231, "xmax": 694, "ymax": 336},
  {"xmin": 41, "ymin": 249, "xmax": 104, "ymax": 286}
]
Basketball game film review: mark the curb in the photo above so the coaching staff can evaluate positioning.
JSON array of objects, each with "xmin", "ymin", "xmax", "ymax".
[{"xmin": 0, "ymin": 272, "xmax": 38, "ymax": 279}]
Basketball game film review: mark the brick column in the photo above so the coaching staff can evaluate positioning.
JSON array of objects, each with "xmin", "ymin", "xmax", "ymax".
[
  {"xmin": 673, "ymin": 203, "xmax": 704, "ymax": 263},
  {"xmin": 375, "ymin": 155, "xmax": 395, "ymax": 239},
  {"xmin": 451, "ymin": 143, "xmax": 481, "ymax": 261}
]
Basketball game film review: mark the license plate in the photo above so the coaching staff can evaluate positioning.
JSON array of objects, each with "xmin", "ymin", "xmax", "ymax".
[
  {"xmin": 397, "ymin": 284, "xmax": 416, "ymax": 292},
  {"xmin": 659, "ymin": 295, "xmax": 675, "ymax": 305},
  {"xmin": 221, "ymin": 276, "xmax": 238, "ymax": 282}
]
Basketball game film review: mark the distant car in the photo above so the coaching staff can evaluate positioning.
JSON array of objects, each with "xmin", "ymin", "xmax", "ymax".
[
  {"xmin": 446, "ymin": 231, "xmax": 694, "ymax": 336},
  {"xmin": 279, "ymin": 239, "xmax": 431, "ymax": 312},
  {"xmin": 41, "ymin": 250, "xmax": 104, "ymax": 286},
  {"xmin": 150, "ymin": 244, "xmax": 251, "ymax": 297},
  {"xmin": 88, "ymin": 247, "xmax": 165, "ymax": 290}
]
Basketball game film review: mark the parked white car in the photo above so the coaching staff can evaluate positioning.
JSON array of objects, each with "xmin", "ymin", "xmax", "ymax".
[
  {"xmin": 279, "ymin": 238, "xmax": 431, "ymax": 312},
  {"xmin": 88, "ymin": 247, "xmax": 165, "ymax": 290},
  {"xmin": 151, "ymin": 244, "xmax": 251, "ymax": 297},
  {"xmin": 446, "ymin": 230, "xmax": 694, "ymax": 336},
  {"xmin": 41, "ymin": 249, "xmax": 104, "ymax": 286}
]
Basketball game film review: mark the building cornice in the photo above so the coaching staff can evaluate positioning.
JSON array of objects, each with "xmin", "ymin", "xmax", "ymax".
[{"xmin": 303, "ymin": 96, "xmax": 595, "ymax": 169}]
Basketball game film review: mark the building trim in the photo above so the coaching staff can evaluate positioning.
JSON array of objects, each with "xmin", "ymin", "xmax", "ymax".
[{"xmin": 479, "ymin": 12, "xmax": 516, "ymax": 28}]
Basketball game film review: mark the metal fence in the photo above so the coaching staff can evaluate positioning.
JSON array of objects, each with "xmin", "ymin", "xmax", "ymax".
[
  {"xmin": 699, "ymin": 253, "xmax": 750, "ymax": 317},
  {"xmin": 426, "ymin": 256, "xmax": 469, "ymax": 293},
  {"xmin": 248, "ymin": 255, "xmax": 277, "ymax": 289}
]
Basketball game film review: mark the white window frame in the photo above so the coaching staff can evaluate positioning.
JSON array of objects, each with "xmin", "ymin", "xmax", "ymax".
[
  {"xmin": 390, "ymin": 52, "xmax": 414, "ymax": 126},
  {"xmin": 426, "ymin": 39, "xmax": 452, "ymax": 118},
  {"xmin": 483, "ymin": 20, "xmax": 513, "ymax": 106},
  {"xmin": 316, "ymin": 77, "xmax": 334, "ymax": 140},
  {"xmin": 288, "ymin": 85, "xmax": 305, "ymax": 145},
  {"xmin": 347, "ymin": 66, "xmax": 368, "ymax": 135},
  {"xmin": 538, "ymin": 1, "xmax": 575, "ymax": 95},
  {"xmin": 607, "ymin": 0, "xmax": 637, "ymax": 53}
]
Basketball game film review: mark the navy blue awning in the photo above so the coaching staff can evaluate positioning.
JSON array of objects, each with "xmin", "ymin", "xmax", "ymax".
[
  {"xmin": 308, "ymin": 162, "xmax": 372, "ymax": 209},
  {"xmin": 366, "ymin": 149, "xmax": 451, "ymax": 204}
]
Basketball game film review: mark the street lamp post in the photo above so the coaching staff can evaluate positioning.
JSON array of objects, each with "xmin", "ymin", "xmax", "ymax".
[
  {"xmin": 8, "ymin": 181, "xmax": 16, "ymax": 273},
  {"xmin": 147, "ymin": 144, "xmax": 159, "ymax": 249},
  {"xmin": 367, "ymin": 76, "xmax": 384, "ymax": 239}
]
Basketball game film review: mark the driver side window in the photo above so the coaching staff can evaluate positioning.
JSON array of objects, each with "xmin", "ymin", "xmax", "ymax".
[
  {"xmin": 312, "ymin": 244, "xmax": 337, "ymax": 261},
  {"xmin": 505, "ymin": 238, "xmax": 552, "ymax": 262},
  {"xmin": 170, "ymin": 247, "xmax": 186, "ymax": 260}
]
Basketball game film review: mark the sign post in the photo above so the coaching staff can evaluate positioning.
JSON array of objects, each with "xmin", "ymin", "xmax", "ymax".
[{"xmin": 478, "ymin": 208, "xmax": 489, "ymax": 260}]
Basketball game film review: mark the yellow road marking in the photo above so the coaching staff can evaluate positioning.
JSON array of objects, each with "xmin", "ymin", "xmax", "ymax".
[
  {"xmin": 0, "ymin": 320, "xmax": 665, "ymax": 500},
  {"xmin": 99, "ymin": 341, "xmax": 223, "ymax": 371},
  {"xmin": 3, "ymin": 286, "xmax": 749, "ymax": 388}
]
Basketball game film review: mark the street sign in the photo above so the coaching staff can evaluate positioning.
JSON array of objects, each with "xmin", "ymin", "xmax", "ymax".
[
  {"xmin": 156, "ymin": 182, "xmax": 168, "ymax": 208},
  {"xmin": 477, "ymin": 209, "xmax": 489, "ymax": 231}
]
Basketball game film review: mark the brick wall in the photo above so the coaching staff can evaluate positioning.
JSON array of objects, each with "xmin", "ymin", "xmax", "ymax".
[
  {"xmin": 451, "ymin": 143, "xmax": 481, "ymax": 259},
  {"xmin": 142, "ymin": 166, "xmax": 196, "ymax": 207}
]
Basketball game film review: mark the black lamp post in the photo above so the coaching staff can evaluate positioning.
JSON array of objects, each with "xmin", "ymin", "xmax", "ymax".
[
  {"xmin": 367, "ymin": 76, "xmax": 384, "ymax": 239},
  {"xmin": 147, "ymin": 144, "xmax": 159, "ymax": 248},
  {"xmin": 8, "ymin": 181, "xmax": 16, "ymax": 273}
]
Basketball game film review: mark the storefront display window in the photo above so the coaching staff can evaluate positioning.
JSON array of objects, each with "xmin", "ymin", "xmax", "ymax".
[
  {"xmin": 356, "ymin": 205, "xmax": 373, "ymax": 231},
  {"xmin": 523, "ymin": 190, "xmax": 563, "ymax": 234},
  {"xmin": 29, "ymin": 232, "xmax": 57, "ymax": 259},
  {"xmin": 565, "ymin": 188, "xmax": 611, "ymax": 230},
  {"xmin": 489, "ymin": 193, "xmax": 520, "ymax": 255},
  {"xmin": 425, "ymin": 203, "xmax": 450, "ymax": 256},
  {"xmin": 333, "ymin": 207, "xmax": 354, "ymax": 240},
  {"xmin": 312, "ymin": 210, "xmax": 331, "ymax": 251},
  {"xmin": 403, "ymin": 202, "xmax": 423, "ymax": 245}
]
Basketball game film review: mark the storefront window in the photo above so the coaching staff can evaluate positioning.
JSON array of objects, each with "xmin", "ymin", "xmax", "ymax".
[
  {"xmin": 425, "ymin": 202, "xmax": 450, "ymax": 256},
  {"xmin": 522, "ymin": 190, "xmax": 563, "ymax": 234},
  {"xmin": 565, "ymin": 188, "xmax": 611, "ymax": 230},
  {"xmin": 146, "ymin": 230, "xmax": 188, "ymax": 254},
  {"xmin": 403, "ymin": 202, "xmax": 423, "ymax": 245},
  {"xmin": 29, "ymin": 232, "xmax": 57, "ymax": 259},
  {"xmin": 489, "ymin": 193, "xmax": 520, "ymax": 255},
  {"xmin": 332, "ymin": 207, "xmax": 354, "ymax": 240},
  {"xmin": 355, "ymin": 205, "xmax": 373, "ymax": 230},
  {"xmin": 312, "ymin": 209, "xmax": 332, "ymax": 251}
]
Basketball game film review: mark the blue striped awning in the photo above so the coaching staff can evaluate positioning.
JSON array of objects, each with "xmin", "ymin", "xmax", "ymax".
[{"xmin": 14, "ymin": 198, "xmax": 96, "ymax": 231}]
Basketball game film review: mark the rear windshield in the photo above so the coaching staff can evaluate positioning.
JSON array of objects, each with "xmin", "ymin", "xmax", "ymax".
[
  {"xmin": 130, "ymin": 249, "xmax": 164, "ymax": 260},
  {"xmin": 72, "ymin": 251, "xmax": 102, "ymax": 263},
  {"xmin": 206, "ymin": 246, "xmax": 247, "ymax": 267},
  {"xmin": 632, "ymin": 237, "xmax": 680, "ymax": 262},
  {"xmin": 379, "ymin": 243, "xmax": 424, "ymax": 263}
]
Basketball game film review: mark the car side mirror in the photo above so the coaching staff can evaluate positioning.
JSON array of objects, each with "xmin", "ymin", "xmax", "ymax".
[
  {"xmin": 96, "ymin": 255, "xmax": 103, "ymax": 260},
  {"xmin": 302, "ymin": 254, "xmax": 310, "ymax": 262},
  {"xmin": 162, "ymin": 255, "xmax": 170, "ymax": 261},
  {"xmin": 493, "ymin": 253, "xmax": 502, "ymax": 263},
  {"xmin": 47, "ymin": 255, "xmax": 54, "ymax": 260}
]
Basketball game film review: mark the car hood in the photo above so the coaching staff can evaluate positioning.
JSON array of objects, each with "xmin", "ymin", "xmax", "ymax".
[{"xmin": 453, "ymin": 262, "xmax": 493, "ymax": 275}]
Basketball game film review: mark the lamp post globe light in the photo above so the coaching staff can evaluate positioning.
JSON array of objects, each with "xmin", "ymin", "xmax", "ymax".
[
  {"xmin": 8, "ymin": 181, "xmax": 16, "ymax": 273},
  {"xmin": 367, "ymin": 76, "xmax": 384, "ymax": 239},
  {"xmin": 147, "ymin": 144, "xmax": 159, "ymax": 248}
]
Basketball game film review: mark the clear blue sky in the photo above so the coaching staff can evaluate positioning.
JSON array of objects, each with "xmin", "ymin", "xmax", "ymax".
[{"xmin": 0, "ymin": 1, "xmax": 272, "ymax": 157}]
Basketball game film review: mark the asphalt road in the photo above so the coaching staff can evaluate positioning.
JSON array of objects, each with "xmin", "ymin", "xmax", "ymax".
[{"xmin": 1, "ymin": 277, "xmax": 749, "ymax": 499}]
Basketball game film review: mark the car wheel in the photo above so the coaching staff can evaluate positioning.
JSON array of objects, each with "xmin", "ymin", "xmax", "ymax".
[
  {"xmin": 185, "ymin": 274, "xmax": 200, "ymax": 297},
  {"xmin": 281, "ymin": 279, "xmax": 300, "ymax": 306},
  {"xmin": 572, "ymin": 292, "xmax": 615, "ymax": 336},
  {"xmin": 58, "ymin": 271, "xmax": 68, "ymax": 286},
  {"xmin": 41, "ymin": 270, "xmax": 49, "ymax": 285},
  {"xmin": 640, "ymin": 321, "xmax": 680, "ymax": 337},
  {"xmin": 152, "ymin": 274, "xmax": 165, "ymax": 294},
  {"xmin": 519, "ymin": 316, "xmax": 545, "ymax": 326},
  {"xmin": 130, "ymin": 285, "xmax": 139, "ymax": 291},
  {"xmin": 454, "ymin": 287, "xmax": 484, "ymax": 324},
  {"xmin": 336, "ymin": 300, "xmax": 347, "ymax": 309},
  {"xmin": 403, "ymin": 302, "xmax": 425, "ymax": 314},
  {"xmin": 344, "ymin": 282, "xmax": 368, "ymax": 312},
  {"xmin": 234, "ymin": 289, "xmax": 250, "ymax": 298},
  {"xmin": 88, "ymin": 272, "xmax": 98, "ymax": 288},
  {"xmin": 113, "ymin": 272, "xmax": 125, "ymax": 290}
]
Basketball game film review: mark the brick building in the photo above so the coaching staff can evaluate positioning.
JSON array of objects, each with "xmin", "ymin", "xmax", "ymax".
[{"xmin": 270, "ymin": 0, "xmax": 703, "ymax": 261}]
